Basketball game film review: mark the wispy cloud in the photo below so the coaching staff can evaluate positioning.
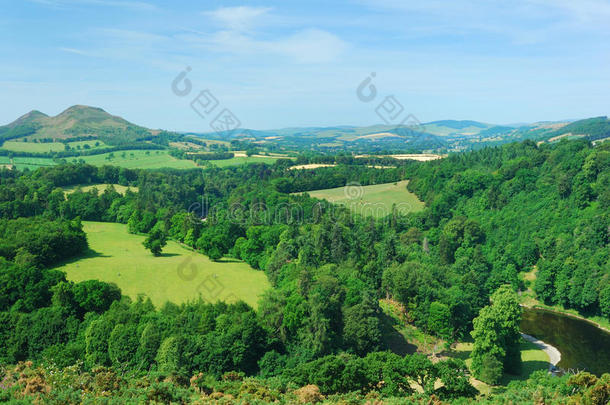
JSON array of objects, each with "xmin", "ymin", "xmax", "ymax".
[
  {"xmin": 203, "ymin": 6, "xmax": 272, "ymax": 32},
  {"xmin": 58, "ymin": 47, "xmax": 90, "ymax": 56},
  {"xmin": 356, "ymin": 0, "xmax": 610, "ymax": 44},
  {"xmin": 196, "ymin": 6, "xmax": 348, "ymax": 63}
]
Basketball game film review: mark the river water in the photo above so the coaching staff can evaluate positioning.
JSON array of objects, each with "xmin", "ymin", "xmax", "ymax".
[{"xmin": 521, "ymin": 307, "xmax": 610, "ymax": 375}]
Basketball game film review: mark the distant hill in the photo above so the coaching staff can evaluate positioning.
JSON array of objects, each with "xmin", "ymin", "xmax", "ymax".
[
  {"xmin": 425, "ymin": 120, "xmax": 488, "ymax": 129},
  {"xmin": 0, "ymin": 105, "xmax": 155, "ymax": 145},
  {"xmin": 547, "ymin": 116, "xmax": 610, "ymax": 142}
]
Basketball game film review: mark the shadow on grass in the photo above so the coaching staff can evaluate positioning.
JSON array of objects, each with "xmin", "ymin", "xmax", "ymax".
[
  {"xmin": 442, "ymin": 340, "xmax": 473, "ymax": 361},
  {"xmin": 215, "ymin": 258, "xmax": 242, "ymax": 263},
  {"xmin": 500, "ymin": 360, "xmax": 550, "ymax": 386},
  {"xmin": 380, "ymin": 312, "xmax": 418, "ymax": 356},
  {"xmin": 55, "ymin": 248, "xmax": 110, "ymax": 266},
  {"xmin": 159, "ymin": 252, "xmax": 180, "ymax": 257}
]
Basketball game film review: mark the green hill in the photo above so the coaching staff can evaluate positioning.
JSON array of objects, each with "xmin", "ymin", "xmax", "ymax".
[
  {"xmin": 549, "ymin": 116, "xmax": 610, "ymax": 141},
  {"xmin": 0, "ymin": 105, "xmax": 155, "ymax": 145}
]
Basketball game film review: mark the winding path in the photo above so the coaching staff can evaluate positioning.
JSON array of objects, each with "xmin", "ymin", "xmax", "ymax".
[{"xmin": 521, "ymin": 333, "xmax": 561, "ymax": 370}]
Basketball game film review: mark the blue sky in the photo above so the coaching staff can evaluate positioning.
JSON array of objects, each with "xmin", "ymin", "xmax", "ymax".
[{"xmin": 1, "ymin": 0, "xmax": 609, "ymax": 131}]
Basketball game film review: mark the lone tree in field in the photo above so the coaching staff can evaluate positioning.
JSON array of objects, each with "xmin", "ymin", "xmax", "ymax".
[
  {"xmin": 143, "ymin": 225, "xmax": 167, "ymax": 257},
  {"xmin": 470, "ymin": 284, "xmax": 522, "ymax": 384}
]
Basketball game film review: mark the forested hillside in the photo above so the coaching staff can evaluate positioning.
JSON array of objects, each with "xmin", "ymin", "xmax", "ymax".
[
  {"xmin": 0, "ymin": 139, "xmax": 608, "ymax": 403},
  {"xmin": 407, "ymin": 139, "xmax": 609, "ymax": 317}
]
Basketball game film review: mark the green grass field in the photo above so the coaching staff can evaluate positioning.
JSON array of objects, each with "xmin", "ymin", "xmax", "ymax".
[
  {"xmin": 0, "ymin": 150, "xmax": 196, "ymax": 170},
  {"xmin": 55, "ymin": 222, "xmax": 270, "ymax": 308},
  {"xmin": 1, "ymin": 141, "xmax": 64, "ymax": 153},
  {"xmin": 0, "ymin": 155, "xmax": 57, "ymax": 170},
  {"xmin": 303, "ymin": 180, "xmax": 425, "ymax": 218},
  {"xmin": 1, "ymin": 139, "xmax": 108, "ymax": 153},
  {"xmin": 76, "ymin": 150, "xmax": 198, "ymax": 169},
  {"xmin": 63, "ymin": 183, "xmax": 138, "ymax": 195}
]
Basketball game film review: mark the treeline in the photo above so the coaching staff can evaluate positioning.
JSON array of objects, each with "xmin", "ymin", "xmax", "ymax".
[
  {"xmin": 64, "ymin": 124, "xmax": 151, "ymax": 145},
  {"xmin": 273, "ymin": 164, "xmax": 410, "ymax": 193},
  {"xmin": 169, "ymin": 149, "xmax": 235, "ymax": 161}
]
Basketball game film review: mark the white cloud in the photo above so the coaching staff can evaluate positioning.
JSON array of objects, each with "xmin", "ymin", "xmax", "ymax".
[{"xmin": 203, "ymin": 6, "xmax": 272, "ymax": 32}]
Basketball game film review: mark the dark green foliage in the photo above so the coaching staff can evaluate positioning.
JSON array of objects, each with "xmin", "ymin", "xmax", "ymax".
[
  {"xmin": 0, "ymin": 217, "xmax": 87, "ymax": 267},
  {"xmin": 427, "ymin": 301, "xmax": 452, "ymax": 340},
  {"xmin": 471, "ymin": 285, "xmax": 522, "ymax": 383},
  {"xmin": 143, "ymin": 224, "xmax": 167, "ymax": 256},
  {"xmin": 71, "ymin": 280, "xmax": 122, "ymax": 315},
  {"xmin": 478, "ymin": 353, "xmax": 503, "ymax": 385},
  {"xmin": 342, "ymin": 293, "xmax": 382, "ymax": 356},
  {"xmin": 286, "ymin": 351, "xmax": 474, "ymax": 398},
  {"xmin": 0, "ymin": 264, "xmax": 65, "ymax": 312}
]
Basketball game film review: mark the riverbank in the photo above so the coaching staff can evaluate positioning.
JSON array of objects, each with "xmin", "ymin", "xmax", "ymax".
[
  {"xmin": 448, "ymin": 338, "xmax": 551, "ymax": 395},
  {"xmin": 521, "ymin": 307, "xmax": 610, "ymax": 375},
  {"xmin": 521, "ymin": 333, "xmax": 560, "ymax": 370}
]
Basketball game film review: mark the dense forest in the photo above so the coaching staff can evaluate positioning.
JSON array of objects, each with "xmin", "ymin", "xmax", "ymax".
[{"xmin": 0, "ymin": 138, "xmax": 608, "ymax": 403}]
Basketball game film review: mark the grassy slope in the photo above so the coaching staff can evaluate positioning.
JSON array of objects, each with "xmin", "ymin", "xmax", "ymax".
[
  {"xmin": 55, "ymin": 221, "xmax": 270, "ymax": 308},
  {"xmin": 24, "ymin": 105, "xmax": 137, "ymax": 140},
  {"xmin": 304, "ymin": 180, "xmax": 425, "ymax": 218}
]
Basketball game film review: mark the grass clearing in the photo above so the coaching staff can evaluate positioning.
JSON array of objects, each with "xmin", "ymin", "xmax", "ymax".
[
  {"xmin": 75, "ymin": 150, "xmax": 198, "ymax": 169},
  {"xmin": 63, "ymin": 183, "xmax": 138, "ymax": 195},
  {"xmin": 379, "ymin": 299, "xmax": 441, "ymax": 356},
  {"xmin": 55, "ymin": 221, "xmax": 270, "ymax": 308},
  {"xmin": 303, "ymin": 180, "xmax": 425, "ymax": 218}
]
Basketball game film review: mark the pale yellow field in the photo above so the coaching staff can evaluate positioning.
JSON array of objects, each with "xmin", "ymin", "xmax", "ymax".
[
  {"xmin": 289, "ymin": 163, "xmax": 337, "ymax": 170},
  {"xmin": 63, "ymin": 183, "xmax": 138, "ymax": 195}
]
